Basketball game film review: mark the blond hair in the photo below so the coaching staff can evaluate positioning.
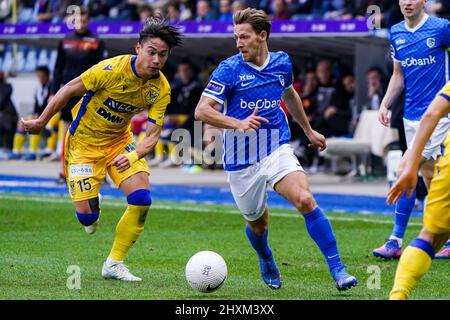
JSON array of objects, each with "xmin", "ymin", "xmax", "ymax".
[{"xmin": 233, "ymin": 8, "xmax": 271, "ymax": 39}]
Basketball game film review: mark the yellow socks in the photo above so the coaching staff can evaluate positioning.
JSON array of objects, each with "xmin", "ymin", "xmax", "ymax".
[
  {"xmin": 109, "ymin": 204, "xmax": 149, "ymax": 261},
  {"xmin": 46, "ymin": 113, "xmax": 60, "ymax": 151},
  {"xmin": 29, "ymin": 134, "xmax": 41, "ymax": 153},
  {"xmin": 389, "ymin": 238, "xmax": 434, "ymax": 300},
  {"xmin": 109, "ymin": 190, "xmax": 151, "ymax": 262},
  {"xmin": 12, "ymin": 131, "xmax": 26, "ymax": 154},
  {"xmin": 154, "ymin": 141, "xmax": 164, "ymax": 158}
]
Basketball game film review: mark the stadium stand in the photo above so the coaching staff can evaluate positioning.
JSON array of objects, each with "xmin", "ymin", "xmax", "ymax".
[{"xmin": 1, "ymin": 0, "xmax": 449, "ymax": 176}]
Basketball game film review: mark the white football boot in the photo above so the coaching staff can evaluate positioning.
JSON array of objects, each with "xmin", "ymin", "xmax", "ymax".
[{"xmin": 101, "ymin": 260, "xmax": 142, "ymax": 282}]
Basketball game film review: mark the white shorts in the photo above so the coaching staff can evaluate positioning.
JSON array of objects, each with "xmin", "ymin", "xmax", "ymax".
[
  {"xmin": 404, "ymin": 117, "xmax": 450, "ymax": 160},
  {"xmin": 226, "ymin": 144, "xmax": 303, "ymax": 222}
]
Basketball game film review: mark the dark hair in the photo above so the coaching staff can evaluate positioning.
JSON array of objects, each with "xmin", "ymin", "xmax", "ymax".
[
  {"xmin": 233, "ymin": 8, "xmax": 271, "ymax": 39},
  {"xmin": 138, "ymin": 17, "xmax": 183, "ymax": 49},
  {"xmin": 367, "ymin": 66, "xmax": 384, "ymax": 76},
  {"xmin": 35, "ymin": 65, "xmax": 50, "ymax": 75},
  {"xmin": 168, "ymin": 1, "xmax": 180, "ymax": 11},
  {"xmin": 138, "ymin": 4, "xmax": 153, "ymax": 14},
  {"xmin": 79, "ymin": 6, "xmax": 89, "ymax": 17}
]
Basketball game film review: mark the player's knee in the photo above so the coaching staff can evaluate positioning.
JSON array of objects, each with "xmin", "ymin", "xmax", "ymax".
[
  {"xmin": 293, "ymin": 190, "xmax": 316, "ymax": 213},
  {"xmin": 419, "ymin": 227, "xmax": 448, "ymax": 251},
  {"xmin": 127, "ymin": 189, "xmax": 152, "ymax": 207}
]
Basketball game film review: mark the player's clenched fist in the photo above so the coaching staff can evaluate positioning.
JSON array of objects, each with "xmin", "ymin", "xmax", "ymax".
[
  {"xmin": 21, "ymin": 117, "xmax": 45, "ymax": 135},
  {"xmin": 306, "ymin": 130, "xmax": 327, "ymax": 151}
]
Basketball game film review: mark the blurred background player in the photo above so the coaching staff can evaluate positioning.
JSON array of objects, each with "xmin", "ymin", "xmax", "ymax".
[
  {"xmin": 22, "ymin": 17, "xmax": 182, "ymax": 281},
  {"xmin": 0, "ymin": 70, "xmax": 17, "ymax": 159},
  {"xmin": 195, "ymin": 8, "xmax": 357, "ymax": 291},
  {"xmin": 374, "ymin": 0, "xmax": 450, "ymax": 260},
  {"xmin": 51, "ymin": 7, "xmax": 106, "ymax": 182},
  {"xmin": 148, "ymin": 58, "xmax": 203, "ymax": 168},
  {"xmin": 10, "ymin": 66, "xmax": 58, "ymax": 160},
  {"xmin": 387, "ymin": 82, "xmax": 450, "ymax": 299}
]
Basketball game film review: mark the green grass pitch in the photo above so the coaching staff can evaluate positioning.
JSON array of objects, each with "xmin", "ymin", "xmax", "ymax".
[{"xmin": 0, "ymin": 193, "xmax": 448, "ymax": 300}]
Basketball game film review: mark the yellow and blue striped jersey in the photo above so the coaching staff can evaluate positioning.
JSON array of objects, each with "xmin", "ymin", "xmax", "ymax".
[{"xmin": 70, "ymin": 54, "xmax": 170, "ymax": 146}]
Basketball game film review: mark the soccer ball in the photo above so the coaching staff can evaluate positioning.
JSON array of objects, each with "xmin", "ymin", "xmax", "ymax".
[{"xmin": 185, "ymin": 250, "xmax": 228, "ymax": 293}]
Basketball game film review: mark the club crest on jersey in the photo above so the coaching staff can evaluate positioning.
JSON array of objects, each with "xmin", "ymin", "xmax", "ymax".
[
  {"xmin": 279, "ymin": 75, "xmax": 285, "ymax": 87},
  {"xmin": 426, "ymin": 38, "xmax": 435, "ymax": 48},
  {"xmin": 69, "ymin": 180, "xmax": 76, "ymax": 196},
  {"xmin": 146, "ymin": 88, "xmax": 159, "ymax": 104}
]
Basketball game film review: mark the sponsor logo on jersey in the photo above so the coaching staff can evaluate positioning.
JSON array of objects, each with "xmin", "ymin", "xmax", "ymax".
[
  {"xmin": 103, "ymin": 97, "xmax": 140, "ymax": 113},
  {"xmin": 69, "ymin": 164, "xmax": 93, "ymax": 178},
  {"xmin": 239, "ymin": 74, "xmax": 255, "ymax": 81},
  {"xmin": 401, "ymin": 55, "xmax": 436, "ymax": 67},
  {"xmin": 426, "ymin": 37, "xmax": 435, "ymax": 48},
  {"xmin": 240, "ymin": 81, "xmax": 253, "ymax": 87},
  {"xmin": 96, "ymin": 107, "xmax": 124, "ymax": 124},
  {"xmin": 395, "ymin": 39, "xmax": 406, "ymax": 45},
  {"xmin": 125, "ymin": 142, "xmax": 136, "ymax": 153},
  {"xmin": 240, "ymin": 98, "xmax": 281, "ymax": 109},
  {"xmin": 205, "ymin": 80, "xmax": 225, "ymax": 95},
  {"xmin": 103, "ymin": 64, "xmax": 113, "ymax": 71}
]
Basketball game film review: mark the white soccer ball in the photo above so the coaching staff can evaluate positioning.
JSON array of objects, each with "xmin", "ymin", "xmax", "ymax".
[{"xmin": 185, "ymin": 250, "xmax": 228, "ymax": 293}]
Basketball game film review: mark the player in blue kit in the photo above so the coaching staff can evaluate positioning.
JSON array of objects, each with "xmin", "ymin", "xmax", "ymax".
[
  {"xmin": 374, "ymin": 0, "xmax": 450, "ymax": 260},
  {"xmin": 195, "ymin": 8, "xmax": 357, "ymax": 291}
]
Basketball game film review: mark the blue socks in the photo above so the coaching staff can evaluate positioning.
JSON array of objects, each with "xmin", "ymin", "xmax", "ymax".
[
  {"xmin": 245, "ymin": 224, "xmax": 272, "ymax": 260},
  {"xmin": 304, "ymin": 207, "xmax": 342, "ymax": 273},
  {"xmin": 410, "ymin": 238, "xmax": 435, "ymax": 259},
  {"xmin": 391, "ymin": 190, "xmax": 416, "ymax": 240}
]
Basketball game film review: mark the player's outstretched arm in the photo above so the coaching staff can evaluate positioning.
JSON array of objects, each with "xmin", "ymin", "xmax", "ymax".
[
  {"xmin": 378, "ymin": 62, "xmax": 404, "ymax": 126},
  {"xmin": 282, "ymin": 86, "xmax": 326, "ymax": 151},
  {"xmin": 195, "ymin": 95, "xmax": 268, "ymax": 131},
  {"xmin": 112, "ymin": 122, "xmax": 162, "ymax": 173},
  {"xmin": 22, "ymin": 77, "xmax": 87, "ymax": 134},
  {"xmin": 387, "ymin": 94, "xmax": 450, "ymax": 204}
]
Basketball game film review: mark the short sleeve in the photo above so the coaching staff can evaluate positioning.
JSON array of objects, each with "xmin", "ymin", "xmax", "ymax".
[
  {"xmin": 390, "ymin": 40, "xmax": 400, "ymax": 62},
  {"xmin": 202, "ymin": 62, "xmax": 234, "ymax": 104},
  {"xmin": 441, "ymin": 20, "xmax": 450, "ymax": 48},
  {"xmin": 148, "ymin": 81, "xmax": 170, "ymax": 127},
  {"xmin": 282, "ymin": 52, "xmax": 294, "ymax": 88},
  {"xmin": 80, "ymin": 60, "xmax": 114, "ymax": 92},
  {"xmin": 438, "ymin": 81, "xmax": 450, "ymax": 102}
]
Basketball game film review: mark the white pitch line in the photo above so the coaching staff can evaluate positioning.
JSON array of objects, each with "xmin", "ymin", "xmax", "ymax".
[{"xmin": 0, "ymin": 193, "xmax": 423, "ymax": 226}]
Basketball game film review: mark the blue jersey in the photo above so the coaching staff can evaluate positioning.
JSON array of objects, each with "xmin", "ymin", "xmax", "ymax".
[
  {"xmin": 390, "ymin": 14, "xmax": 450, "ymax": 121},
  {"xmin": 202, "ymin": 51, "xmax": 293, "ymax": 171}
]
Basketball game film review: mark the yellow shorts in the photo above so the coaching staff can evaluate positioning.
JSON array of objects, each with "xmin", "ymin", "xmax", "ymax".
[
  {"xmin": 65, "ymin": 135, "xmax": 149, "ymax": 202},
  {"xmin": 424, "ymin": 137, "xmax": 450, "ymax": 235}
]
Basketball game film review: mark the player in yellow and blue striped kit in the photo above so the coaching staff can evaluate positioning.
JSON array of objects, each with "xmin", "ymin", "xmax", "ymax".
[
  {"xmin": 22, "ymin": 17, "xmax": 182, "ymax": 281},
  {"xmin": 387, "ymin": 81, "xmax": 450, "ymax": 299}
]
